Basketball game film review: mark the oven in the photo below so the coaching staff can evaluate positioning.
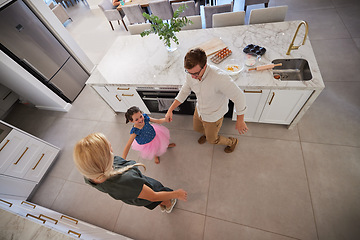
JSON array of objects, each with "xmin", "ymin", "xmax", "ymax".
[
  {"xmin": 136, "ymin": 87, "xmax": 197, "ymax": 115},
  {"xmin": 136, "ymin": 87, "xmax": 234, "ymax": 118}
]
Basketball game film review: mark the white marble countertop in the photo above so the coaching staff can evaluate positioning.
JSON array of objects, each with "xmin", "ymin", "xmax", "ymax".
[{"xmin": 87, "ymin": 21, "xmax": 324, "ymax": 91}]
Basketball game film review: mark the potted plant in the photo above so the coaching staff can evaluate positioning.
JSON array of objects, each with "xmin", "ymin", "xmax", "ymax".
[{"xmin": 140, "ymin": 5, "xmax": 192, "ymax": 52}]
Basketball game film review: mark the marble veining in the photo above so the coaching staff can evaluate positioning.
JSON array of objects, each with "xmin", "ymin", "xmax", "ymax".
[{"xmin": 87, "ymin": 21, "xmax": 324, "ymax": 91}]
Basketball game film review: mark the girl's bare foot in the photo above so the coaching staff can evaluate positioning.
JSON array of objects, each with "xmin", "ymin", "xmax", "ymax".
[
  {"xmin": 168, "ymin": 143, "xmax": 176, "ymax": 148},
  {"xmin": 155, "ymin": 156, "xmax": 160, "ymax": 164}
]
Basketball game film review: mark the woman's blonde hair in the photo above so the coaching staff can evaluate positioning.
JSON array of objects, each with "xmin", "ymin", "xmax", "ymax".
[{"xmin": 73, "ymin": 133, "xmax": 145, "ymax": 180}]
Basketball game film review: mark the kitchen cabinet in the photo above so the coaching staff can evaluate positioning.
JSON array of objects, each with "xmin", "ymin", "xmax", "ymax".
[
  {"xmin": 259, "ymin": 89, "xmax": 313, "ymax": 125},
  {"xmin": 232, "ymin": 89, "xmax": 270, "ymax": 122},
  {"xmin": 0, "ymin": 198, "xmax": 132, "ymax": 239},
  {"xmin": 0, "ymin": 121, "xmax": 60, "ymax": 199},
  {"xmin": 93, "ymin": 86, "xmax": 150, "ymax": 114}
]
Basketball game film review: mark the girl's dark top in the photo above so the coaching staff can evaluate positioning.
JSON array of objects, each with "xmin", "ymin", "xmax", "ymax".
[
  {"xmin": 130, "ymin": 113, "xmax": 156, "ymax": 145},
  {"xmin": 85, "ymin": 156, "xmax": 172, "ymax": 209}
]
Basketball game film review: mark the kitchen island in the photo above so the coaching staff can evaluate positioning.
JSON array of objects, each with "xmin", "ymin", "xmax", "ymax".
[{"xmin": 86, "ymin": 21, "xmax": 325, "ymax": 129}]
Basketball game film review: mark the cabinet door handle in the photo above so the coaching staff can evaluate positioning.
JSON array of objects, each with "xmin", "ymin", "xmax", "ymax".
[
  {"xmin": 61, "ymin": 215, "xmax": 78, "ymax": 224},
  {"xmin": 268, "ymin": 92, "xmax": 275, "ymax": 105},
  {"xmin": 21, "ymin": 201, "xmax": 36, "ymax": 209},
  {"xmin": 68, "ymin": 230, "xmax": 81, "ymax": 238},
  {"xmin": 14, "ymin": 147, "xmax": 28, "ymax": 165},
  {"xmin": 26, "ymin": 214, "xmax": 46, "ymax": 224},
  {"xmin": 117, "ymin": 87, "xmax": 130, "ymax": 91},
  {"xmin": 122, "ymin": 94, "xmax": 134, "ymax": 97},
  {"xmin": 0, "ymin": 140, "xmax": 10, "ymax": 151},
  {"xmin": 115, "ymin": 95, "xmax": 122, "ymax": 102},
  {"xmin": 0, "ymin": 199, "xmax": 13, "ymax": 207},
  {"xmin": 244, "ymin": 90, "xmax": 263, "ymax": 93},
  {"xmin": 3, "ymin": 91, "xmax": 12, "ymax": 100},
  {"xmin": 39, "ymin": 214, "xmax": 58, "ymax": 224},
  {"xmin": 32, "ymin": 153, "xmax": 45, "ymax": 170}
]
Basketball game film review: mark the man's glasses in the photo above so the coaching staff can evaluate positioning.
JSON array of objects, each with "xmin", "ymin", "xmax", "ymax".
[{"xmin": 185, "ymin": 65, "xmax": 204, "ymax": 76}]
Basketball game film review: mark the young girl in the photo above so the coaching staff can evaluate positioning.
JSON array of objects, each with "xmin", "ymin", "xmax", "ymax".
[
  {"xmin": 123, "ymin": 106, "xmax": 175, "ymax": 164},
  {"xmin": 73, "ymin": 133, "xmax": 187, "ymax": 213}
]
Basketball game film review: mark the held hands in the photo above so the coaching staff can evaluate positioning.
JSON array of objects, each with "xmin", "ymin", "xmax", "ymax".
[
  {"xmin": 175, "ymin": 189, "xmax": 188, "ymax": 201},
  {"xmin": 236, "ymin": 120, "xmax": 248, "ymax": 135},
  {"xmin": 165, "ymin": 111, "xmax": 173, "ymax": 123}
]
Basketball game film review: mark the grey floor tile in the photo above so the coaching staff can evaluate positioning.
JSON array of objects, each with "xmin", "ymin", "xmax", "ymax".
[
  {"xmin": 48, "ymin": 145, "xmax": 79, "ymax": 180},
  {"xmin": 64, "ymin": 85, "xmax": 115, "ymax": 122},
  {"xmin": 285, "ymin": 8, "xmax": 351, "ymax": 40},
  {"xmin": 207, "ymin": 136, "xmax": 317, "ymax": 240},
  {"xmin": 337, "ymin": 6, "xmax": 360, "ymax": 38},
  {"xmin": 4, "ymin": 103, "xmax": 58, "ymax": 139},
  {"xmin": 40, "ymin": 117, "xmax": 98, "ymax": 149},
  {"xmin": 220, "ymin": 118, "xmax": 300, "ymax": 141},
  {"xmin": 298, "ymin": 82, "xmax": 360, "ymax": 147},
  {"xmin": 143, "ymin": 129, "xmax": 214, "ymax": 214},
  {"xmin": 204, "ymin": 217, "xmax": 298, "ymax": 240},
  {"xmin": 332, "ymin": 0, "xmax": 360, "ymax": 8},
  {"xmin": 302, "ymin": 142, "xmax": 360, "ymax": 240},
  {"xmin": 354, "ymin": 38, "xmax": 360, "ymax": 50},
  {"xmin": 275, "ymin": 0, "xmax": 334, "ymax": 11},
  {"xmin": 311, "ymin": 38, "xmax": 360, "ymax": 82},
  {"xmin": 114, "ymin": 204, "xmax": 205, "ymax": 240},
  {"xmin": 29, "ymin": 175, "xmax": 66, "ymax": 209},
  {"xmin": 51, "ymin": 181, "xmax": 123, "ymax": 231}
]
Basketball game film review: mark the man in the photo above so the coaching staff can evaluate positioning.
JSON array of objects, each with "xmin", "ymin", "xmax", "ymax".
[{"xmin": 165, "ymin": 48, "xmax": 248, "ymax": 153}]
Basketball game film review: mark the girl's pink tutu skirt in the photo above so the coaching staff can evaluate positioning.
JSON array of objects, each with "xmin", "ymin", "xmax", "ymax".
[{"xmin": 131, "ymin": 124, "xmax": 170, "ymax": 160}]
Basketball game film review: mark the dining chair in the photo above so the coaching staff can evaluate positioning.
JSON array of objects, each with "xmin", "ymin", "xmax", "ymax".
[
  {"xmin": 180, "ymin": 15, "xmax": 202, "ymax": 30},
  {"xmin": 98, "ymin": 0, "xmax": 128, "ymax": 31},
  {"xmin": 128, "ymin": 23, "xmax": 152, "ymax": 35},
  {"xmin": 204, "ymin": 2, "xmax": 233, "ymax": 28},
  {"xmin": 149, "ymin": 0, "xmax": 174, "ymax": 21},
  {"xmin": 121, "ymin": 4, "xmax": 147, "ymax": 25},
  {"xmin": 212, "ymin": 11, "xmax": 245, "ymax": 28},
  {"xmin": 49, "ymin": 2, "xmax": 72, "ymax": 25},
  {"xmin": 249, "ymin": 5, "xmax": 288, "ymax": 24},
  {"xmin": 171, "ymin": 1, "xmax": 200, "ymax": 17},
  {"xmin": 244, "ymin": 0, "xmax": 269, "ymax": 11}
]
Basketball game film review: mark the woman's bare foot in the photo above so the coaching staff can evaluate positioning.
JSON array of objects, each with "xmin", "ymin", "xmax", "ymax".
[
  {"xmin": 155, "ymin": 156, "xmax": 160, "ymax": 164},
  {"xmin": 168, "ymin": 143, "xmax": 176, "ymax": 148}
]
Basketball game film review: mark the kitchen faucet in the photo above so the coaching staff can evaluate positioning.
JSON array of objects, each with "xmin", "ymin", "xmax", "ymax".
[{"xmin": 286, "ymin": 21, "xmax": 309, "ymax": 55}]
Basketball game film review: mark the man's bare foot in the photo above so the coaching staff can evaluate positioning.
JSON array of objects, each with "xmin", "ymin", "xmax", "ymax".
[
  {"xmin": 155, "ymin": 156, "xmax": 160, "ymax": 164},
  {"xmin": 168, "ymin": 143, "xmax": 176, "ymax": 148}
]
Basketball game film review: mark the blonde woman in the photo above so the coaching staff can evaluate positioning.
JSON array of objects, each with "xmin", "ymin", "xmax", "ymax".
[{"xmin": 73, "ymin": 133, "xmax": 187, "ymax": 213}]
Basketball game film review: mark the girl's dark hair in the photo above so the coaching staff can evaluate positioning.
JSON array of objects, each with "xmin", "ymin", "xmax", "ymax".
[
  {"xmin": 184, "ymin": 48, "xmax": 207, "ymax": 70},
  {"xmin": 125, "ymin": 106, "xmax": 141, "ymax": 123}
]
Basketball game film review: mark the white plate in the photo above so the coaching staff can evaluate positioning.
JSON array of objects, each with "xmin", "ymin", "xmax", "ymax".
[{"xmin": 225, "ymin": 63, "xmax": 244, "ymax": 75}]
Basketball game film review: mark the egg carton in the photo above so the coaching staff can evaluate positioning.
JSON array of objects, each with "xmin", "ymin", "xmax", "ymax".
[{"xmin": 210, "ymin": 47, "xmax": 232, "ymax": 64}]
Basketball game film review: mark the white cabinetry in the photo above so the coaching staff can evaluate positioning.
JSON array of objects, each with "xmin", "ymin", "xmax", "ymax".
[
  {"xmin": 233, "ymin": 89, "xmax": 313, "ymax": 125},
  {"xmin": 233, "ymin": 89, "xmax": 270, "ymax": 122},
  {"xmin": 93, "ymin": 86, "xmax": 150, "ymax": 114},
  {"xmin": 0, "ymin": 198, "xmax": 132, "ymax": 239},
  {"xmin": 0, "ymin": 121, "xmax": 60, "ymax": 199},
  {"xmin": 259, "ymin": 89, "xmax": 313, "ymax": 124}
]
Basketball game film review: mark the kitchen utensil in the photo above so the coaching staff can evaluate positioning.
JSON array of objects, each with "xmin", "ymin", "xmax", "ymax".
[
  {"xmin": 193, "ymin": 38, "xmax": 227, "ymax": 56},
  {"xmin": 248, "ymin": 63, "xmax": 282, "ymax": 71}
]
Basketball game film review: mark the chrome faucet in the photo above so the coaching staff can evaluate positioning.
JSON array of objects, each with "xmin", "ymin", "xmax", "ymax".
[{"xmin": 286, "ymin": 21, "xmax": 309, "ymax": 55}]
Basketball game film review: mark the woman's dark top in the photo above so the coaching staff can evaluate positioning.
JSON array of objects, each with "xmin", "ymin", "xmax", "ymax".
[{"xmin": 85, "ymin": 156, "xmax": 172, "ymax": 209}]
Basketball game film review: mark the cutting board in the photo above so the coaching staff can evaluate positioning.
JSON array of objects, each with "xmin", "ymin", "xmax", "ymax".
[{"xmin": 193, "ymin": 38, "xmax": 227, "ymax": 56}]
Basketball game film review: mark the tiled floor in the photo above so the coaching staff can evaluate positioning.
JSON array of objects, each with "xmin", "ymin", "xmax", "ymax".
[{"xmin": 4, "ymin": 0, "xmax": 360, "ymax": 239}]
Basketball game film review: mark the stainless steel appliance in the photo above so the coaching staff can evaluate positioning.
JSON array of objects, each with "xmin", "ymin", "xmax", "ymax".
[
  {"xmin": 136, "ymin": 87, "xmax": 234, "ymax": 117},
  {"xmin": 0, "ymin": 0, "xmax": 89, "ymax": 102},
  {"xmin": 136, "ymin": 87, "xmax": 197, "ymax": 115}
]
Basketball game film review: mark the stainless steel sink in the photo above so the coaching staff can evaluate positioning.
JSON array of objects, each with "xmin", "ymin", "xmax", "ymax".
[{"xmin": 272, "ymin": 59, "xmax": 312, "ymax": 81}]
